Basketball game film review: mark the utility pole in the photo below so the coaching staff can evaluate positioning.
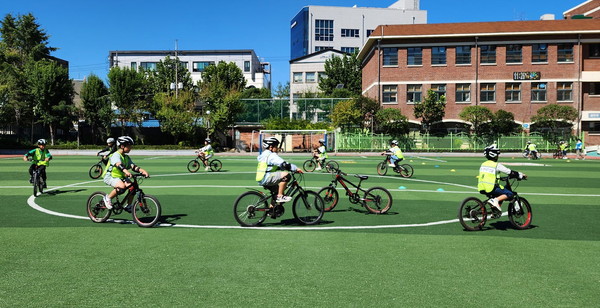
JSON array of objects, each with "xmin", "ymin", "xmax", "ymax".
[{"xmin": 175, "ymin": 40, "xmax": 179, "ymax": 99}]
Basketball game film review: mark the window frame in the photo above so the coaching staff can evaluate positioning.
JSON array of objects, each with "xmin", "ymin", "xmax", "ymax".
[
  {"xmin": 383, "ymin": 48, "xmax": 398, "ymax": 66},
  {"xmin": 315, "ymin": 19, "xmax": 334, "ymax": 41},
  {"xmin": 557, "ymin": 43, "xmax": 574, "ymax": 63},
  {"xmin": 531, "ymin": 82, "xmax": 548, "ymax": 102},
  {"xmin": 505, "ymin": 83, "xmax": 522, "ymax": 102},
  {"xmin": 455, "ymin": 46, "xmax": 471, "ymax": 65},
  {"xmin": 532, "ymin": 43, "xmax": 548, "ymax": 63},
  {"xmin": 480, "ymin": 45, "xmax": 496, "ymax": 64},
  {"xmin": 455, "ymin": 83, "xmax": 471, "ymax": 103},
  {"xmin": 407, "ymin": 84, "xmax": 422, "ymax": 104},
  {"xmin": 382, "ymin": 85, "xmax": 398, "ymax": 103},
  {"xmin": 305, "ymin": 72, "xmax": 316, "ymax": 83},
  {"xmin": 506, "ymin": 44, "xmax": 523, "ymax": 64},
  {"xmin": 431, "ymin": 84, "xmax": 446, "ymax": 100},
  {"xmin": 192, "ymin": 61, "xmax": 214, "ymax": 72},
  {"xmin": 480, "ymin": 83, "xmax": 496, "ymax": 102},
  {"xmin": 407, "ymin": 47, "xmax": 423, "ymax": 66},
  {"xmin": 431, "ymin": 47, "xmax": 447, "ymax": 65},
  {"xmin": 293, "ymin": 72, "xmax": 303, "ymax": 83},
  {"xmin": 557, "ymin": 82, "xmax": 573, "ymax": 101}
]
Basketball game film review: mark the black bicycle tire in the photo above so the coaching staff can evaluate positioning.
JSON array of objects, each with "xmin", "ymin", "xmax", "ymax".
[
  {"xmin": 132, "ymin": 194, "xmax": 162, "ymax": 228},
  {"xmin": 303, "ymin": 160, "xmax": 317, "ymax": 172},
  {"xmin": 399, "ymin": 164, "xmax": 414, "ymax": 178},
  {"xmin": 233, "ymin": 191, "xmax": 269, "ymax": 227},
  {"xmin": 376, "ymin": 162, "xmax": 388, "ymax": 176},
  {"xmin": 86, "ymin": 191, "xmax": 112, "ymax": 223},
  {"xmin": 187, "ymin": 159, "xmax": 201, "ymax": 173},
  {"xmin": 209, "ymin": 159, "xmax": 222, "ymax": 172},
  {"xmin": 89, "ymin": 163, "xmax": 103, "ymax": 179},
  {"xmin": 292, "ymin": 190, "xmax": 325, "ymax": 225},
  {"xmin": 318, "ymin": 186, "xmax": 339, "ymax": 212},
  {"xmin": 458, "ymin": 197, "xmax": 487, "ymax": 231},
  {"xmin": 363, "ymin": 186, "xmax": 393, "ymax": 214},
  {"xmin": 508, "ymin": 197, "xmax": 532, "ymax": 230},
  {"xmin": 32, "ymin": 172, "xmax": 39, "ymax": 196},
  {"xmin": 325, "ymin": 160, "xmax": 339, "ymax": 172}
]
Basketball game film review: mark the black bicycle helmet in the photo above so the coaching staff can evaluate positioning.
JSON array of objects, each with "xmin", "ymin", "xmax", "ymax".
[
  {"xmin": 117, "ymin": 136, "xmax": 134, "ymax": 147},
  {"xmin": 484, "ymin": 145, "xmax": 500, "ymax": 161}
]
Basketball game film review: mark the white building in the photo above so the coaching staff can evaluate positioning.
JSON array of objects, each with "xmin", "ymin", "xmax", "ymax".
[
  {"xmin": 290, "ymin": 0, "xmax": 427, "ymax": 59},
  {"xmin": 290, "ymin": 49, "xmax": 348, "ymax": 97},
  {"xmin": 108, "ymin": 49, "xmax": 271, "ymax": 89}
]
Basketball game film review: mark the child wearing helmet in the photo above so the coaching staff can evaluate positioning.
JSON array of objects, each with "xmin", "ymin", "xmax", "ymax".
[
  {"xmin": 381, "ymin": 140, "xmax": 404, "ymax": 167},
  {"xmin": 23, "ymin": 139, "xmax": 52, "ymax": 187},
  {"xmin": 256, "ymin": 137, "xmax": 302, "ymax": 203},
  {"xmin": 97, "ymin": 137, "xmax": 117, "ymax": 165},
  {"xmin": 102, "ymin": 136, "xmax": 149, "ymax": 209},
  {"xmin": 524, "ymin": 141, "xmax": 538, "ymax": 160},
  {"xmin": 478, "ymin": 145, "xmax": 526, "ymax": 214},
  {"xmin": 312, "ymin": 139, "xmax": 328, "ymax": 171},
  {"xmin": 196, "ymin": 138, "xmax": 214, "ymax": 171}
]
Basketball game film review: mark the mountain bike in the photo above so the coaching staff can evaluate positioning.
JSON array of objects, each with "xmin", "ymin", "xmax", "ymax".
[
  {"xmin": 187, "ymin": 155, "xmax": 222, "ymax": 172},
  {"xmin": 458, "ymin": 176, "xmax": 532, "ymax": 231},
  {"xmin": 86, "ymin": 173, "xmax": 162, "ymax": 228},
  {"xmin": 317, "ymin": 167, "xmax": 393, "ymax": 214},
  {"xmin": 233, "ymin": 171, "xmax": 325, "ymax": 227},
  {"xmin": 31, "ymin": 165, "xmax": 46, "ymax": 197},
  {"xmin": 303, "ymin": 156, "xmax": 339, "ymax": 172},
  {"xmin": 88, "ymin": 155, "xmax": 107, "ymax": 179},
  {"xmin": 376, "ymin": 154, "xmax": 413, "ymax": 177}
]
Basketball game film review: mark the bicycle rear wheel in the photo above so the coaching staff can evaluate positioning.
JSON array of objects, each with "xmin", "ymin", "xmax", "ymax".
[
  {"xmin": 292, "ymin": 190, "xmax": 324, "ymax": 225},
  {"xmin": 86, "ymin": 191, "xmax": 112, "ymax": 223},
  {"xmin": 209, "ymin": 159, "xmax": 222, "ymax": 172},
  {"xmin": 376, "ymin": 162, "xmax": 388, "ymax": 176},
  {"xmin": 363, "ymin": 187, "xmax": 392, "ymax": 214},
  {"xmin": 32, "ymin": 173, "xmax": 42, "ymax": 196},
  {"xmin": 317, "ymin": 186, "xmax": 339, "ymax": 212},
  {"xmin": 233, "ymin": 191, "xmax": 269, "ymax": 227},
  {"xmin": 325, "ymin": 160, "xmax": 339, "ymax": 172},
  {"xmin": 303, "ymin": 160, "xmax": 317, "ymax": 172},
  {"xmin": 187, "ymin": 159, "xmax": 201, "ymax": 173},
  {"xmin": 508, "ymin": 197, "xmax": 532, "ymax": 230},
  {"xmin": 132, "ymin": 194, "xmax": 162, "ymax": 227},
  {"xmin": 89, "ymin": 163, "xmax": 103, "ymax": 179},
  {"xmin": 399, "ymin": 164, "xmax": 414, "ymax": 178},
  {"xmin": 458, "ymin": 197, "xmax": 487, "ymax": 231}
]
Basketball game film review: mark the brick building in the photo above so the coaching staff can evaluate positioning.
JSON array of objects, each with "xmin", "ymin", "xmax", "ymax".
[{"xmin": 358, "ymin": 19, "xmax": 600, "ymax": 145}]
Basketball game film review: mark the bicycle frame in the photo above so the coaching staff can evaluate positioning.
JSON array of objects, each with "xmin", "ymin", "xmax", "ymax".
[
  {"xmin": 328, "ymin": 170, "xmax": 368, "ymax": 202},
  {"xmin": 111, "ymin": 176, "xmax": 145, "ymax": 213}
]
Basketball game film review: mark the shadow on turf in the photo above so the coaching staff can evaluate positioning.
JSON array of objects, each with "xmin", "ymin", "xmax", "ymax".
[
  {"xmin": 461, "ymin": 221, "xmax": 539, "ymax": 232},
  {"xmin": 328, "ymin": 207, "xmax": 399, "ymax": 215},
  {"xmin": 43, "ymin": 189, "xmax": 86, "ymax": 196},
  {"xmin": 158, "ymin": 214, "xmax": 188, "ymax": 224},
  {"xmin": 261, "ymin": 218, "xmax": 336, "ymax": 227}
]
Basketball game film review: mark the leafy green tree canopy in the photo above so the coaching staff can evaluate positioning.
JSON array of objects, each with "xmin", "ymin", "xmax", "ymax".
[
  {"xmin": 459, "ymin": 105, "xmax": 493, "ymax": 136},
  {"xmin": 375, "ymin": 108, "xmax": 409, "ymax": 136},
  {"xmin": 319, "ymin": 52, "xmax": 361, "ymax": 97},
  {"xmin": 107, "ymin": 66, "xmax": 147, "ymax": 127},
  {"xmin": 330, "ymin": 99, "xmax": 362, "ymax": 130},
  {"xmin": 81, "ymin": 74, "xmax": 111, "ymax": 142},
  {"xmin": 413, "ymin": 89, "xmax": 446, "ymax": 132}
]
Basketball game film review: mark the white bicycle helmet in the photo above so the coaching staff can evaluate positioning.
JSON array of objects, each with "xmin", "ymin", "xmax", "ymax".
[
  {"xmin": 484, "ymin": 145, "xmax": 500, "ymax": 161},
  {"xmin": 37, "ymin": 139, "xmax": 47, "ymax": 145},
  {"xmin": 106, "ymin": 137, "xmax": 115, "ymax": 144},
  {"xmin": 318, "ymin": 139, "xmax": 325, "ymax": 144},
  {"xmin": 391, "ymin": 140, "xmax": 398, "ymax": 145},
  {"xmin": 117, "ymin": 136, "xmax": 134, "ymax": 147},
  {"xmin": 205, "ymin": 138, "xmax": 211, "ymax": 142},
  {"xmin": 262, "ymin": 137, "xmax": 280, "ymax": 149}
]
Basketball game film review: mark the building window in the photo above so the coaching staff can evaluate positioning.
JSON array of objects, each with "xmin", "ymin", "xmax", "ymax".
[
  {"xmin": 192, "ymin": 61, "xmax": 214, "ymax": 72},
  {"xmin": 178, "ymin": 61, "xmax": 188, "ymax": 69},
  {"xmin": 244, "ymin": 61, "xmax": 250, "ymax": 72},
  {"xmin": 431, "ymin": 84, "xmax": 446, "ymax": 100},
  {"xmin": 130, "ymin": 62, "xmax": 137, "ymax": 71},
  {"xmin": 505, "ymin": 83, "xmax": 521, "ymax": 102},
  {"xmin": 407, "ymin": 47, "xmax": 422, "ymax": 65},
  {"xmin": 306, "ymin": 72, "xmax": 316, "ymax": 83},
  {"xmin": 382, "ymin": 85, "xmax": 397, "ymax": 103},
  {"xmin": 140, "ymin": 62, "xmax": 158, "ymax": 71},
  {"xmin": 341, "ymin": 29, "xmax": 359, "ymax": 38},
  {"xmin": 480, "ymin": 45, "xmax": 496, "ymax": 64},
  {"xmin": 455, "ymin": 46, "xmax": 471, "ymax": 65},
  {"xmin": 383, "ymin": 48, "xmax": 398, "ymax": 66},
  {"xmin": 589, "ymin": 44, "xmax": 600, "ymax": 58},
  {"xmin": 315, "ymin": 46, "xmax": 333, "ymax": 52},
  {"xmin": 341, "ymin": 47, "xmax": 358, "ymax": 54},
  {"xmin": 480, "ymin": 83, "xmax": 496, "ymax": 102},
  {"xmin": 532, "ymin": 82, "xmax": 547, "ymax": 101},
  {"xmin": 506, "ymin": 44, "xmax": 522, "ymax": 63},
  {"xmin": 558, "ymin": 44, "xmax": 574, "ymax": 62},
  {"xmin": 431, "ymin": 47, "xmax": 446, "ymax": 65},
  {"xmin": 315, "ymin": 19, "xmax": 334, "ymax": 41},
  {"xmin": 407, "ymin": 84, "xmax": 422, "ymax": 103},
  {"xmin": 318, "ymin": 72, "xmax": 328, "ymax": 81},
  {"xmin": 455, "ymin": 83, "xmax": 471, "ymax": 102},
  {"xmin": 366, "ymin": 29, "xmax": 375, "ymax": 37},
  {"xmin": 532, "ymin": 44, "xmax": 548, "ymax": 63},
  {"xmin": 557, "ymin": 82, "xmax": 573, "ymax": 101},
  {"xmin": 293, "ymin": 72, "xmax": 303, "ymax": 83}
]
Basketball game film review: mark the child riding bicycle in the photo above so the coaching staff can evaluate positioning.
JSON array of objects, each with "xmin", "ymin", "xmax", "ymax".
[
  {"xmin": 312, "ymin": 139, "xmax": 328, "ymax": 171},
  {"xmin": 524, "ymin": 141, "xmax": 538, "ymax": 160},
  {"xmin": 381, "ymin": 140, "xmax": 404, "ymax": 167},
  {"xmin": 102, "ymin": 136, "xmax": 149, "ymax": 209},
  {"xmin": 478, "ymin": 145, "xmax": 527, "ymax": 214},
  {"xmin": 196, "ymin": 138, "xmax": 214, "ymax": 171},
  {"xmin": 256, "ymin": 137, "xmax": 302, "ymax": 203},
  {"xmin": 23, "ymin": 139, "xmax": 52, "ymax": 188},
  {"xmin": 97, "ymin": 137, "xmax": 117, "ymax": 165}
]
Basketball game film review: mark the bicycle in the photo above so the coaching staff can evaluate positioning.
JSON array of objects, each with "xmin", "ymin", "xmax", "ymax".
[
  {"xmin": 233, "ymin": 171, "xmax": 325, "ymax": 227},
  {"xmin": 458, "ymin": 176, "xmax": 532, "ymax": 231},
  {"xmin": 303, "ymin": 156, "xmax": 339, "ymax": 172},
  {"xmin": 86, "ymin": 173, "xmax": 162, "ymax": 228},
  {"xmin": 376, "ymin": 154, "xmax": 414, "ymax": 177},
  {"xmin": 552, "ymin": 149, "xmax": 566, "ymax": 159},
  {"xmin": 88, "ymin": 155, "xmax": 108, "ymax": 179},
  {"xmin": 522, "ymin": 150, "xmax": 542, "ymax": 160},
  {"xmin": 187, "ymin": 155, "xmax": 222, "ymax": 172},
  {"xmin": 318, "ymin": 167, "xmax": 393, "ymax": 214},
  {"xmin": 31, "ymin": 165, "xmax": 46, "ymax": 197}
]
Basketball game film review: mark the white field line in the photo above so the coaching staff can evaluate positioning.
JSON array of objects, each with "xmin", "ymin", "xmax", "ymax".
[{"xmin": 411, "ymin": 156, "xmax": 448, "ymax": 163}]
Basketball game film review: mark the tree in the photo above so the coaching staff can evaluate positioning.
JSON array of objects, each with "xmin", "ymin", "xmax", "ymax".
[
  {"xmin": 458, "ymin": 105, "xmax": 493, "ymax": 136},
  {"xmin": 80, "ymin": 74, "xmax": 111, "ymax": 143},
  {"xmin": 1, "ymin": 13, "xmax": 56, "ymax": 62},
  {"xmin": 26, "ymin": 59, "xmax": 75, "ymax": 145},
  {"xmin": 375, "ymin": 108, "xmax": 409, "ymax": 136},
  {"xmin": 488, "ymin": 109, "xmax": 521, "ymax": 137},
  {"xmin": 413, "ymin": 89, "xmax": 446, "ymax": 133},
  {"xmin": 154, "ymin": 91, "xmax": 199, "ymax": 143},
  {"xmin": 330, "ymin": 99, "xmax": 362, "ymax": 130},
  {"xmin": 319, "ymin": 52, "xmax": 361, "ymax": 97},
  {"xmin": 531, "ymin": 104, "xmax": 578, "ymax": 143},
  {"xmin": 146, "ymin": 56, "xmax": 194, "ymax": 95},
  {"xmin": 240, "ymin": 87, "xmax": 271, "ymax": 99},
  {"xmin": 272, "ymin": 82, "xmax": 289, "ymax": 98},
  {"xmin": 355, "ymin": 95, "xmax": 381, "ymax": 130},
  {"xmin": 107, "ymin": 66, "xmax": 147, "ymax": 130}
]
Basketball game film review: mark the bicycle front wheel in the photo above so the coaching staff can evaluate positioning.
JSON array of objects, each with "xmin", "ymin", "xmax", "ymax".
[
  {"xmin": 363, "ymin": 187, "xmax": 392, "ymax": 214},
  {"xmin": 209, "ymin": 159, "xmax": 222, "ymax": 172},
  {"xmin": 458, "ymin": 197, "xmax": 487, "ymax": 231},
  {"xmin": 89, "ymin": 163, "xmax": 103, "ymax": 179},
  {"xmin": 376, "ymin": 162, "xmax": 388, "ymax": 176},
  {"xmin": 325, "ymin": 160, "xmax": 339, "ymax": 172},
  {"xmin": 508, "ymin": 197, "xmax": 532, "ymax": 230},
  {"xmin": 233, "ymin": 191, "xmax": 269, "ymax": 227},
  {"xmin": 292, "ymin": 190, "xmax": 324, "ymax": 225},
  {"xmin": 32, "ymin": 173, "xmax": 42, "ymax": 196},
  {"xmin": 317, "ymin": 186, "xmax": 339, "ymax": 212},
  {"xmin": 86, "ymin": 191, "xmax": 112, "ymax": 223},
  {"xmin": 303, "ymin": 160, "xmax": 317, "ymax": 172},
  {"xmin": 399, "ymin": 164, "xmax": 414, "ymax": 178},
  {"xmin": 187, "ymin": 159, "xmax": 201, "ymax": 173},
  {"xmin": 132, "ymin": 194, "xmax": 162, "ymax": 228}
]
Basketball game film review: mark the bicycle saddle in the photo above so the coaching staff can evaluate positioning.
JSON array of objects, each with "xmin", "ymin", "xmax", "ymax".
[{"xmin": 354, "ymin": 174, "xmax": 369, "ymax": 180}]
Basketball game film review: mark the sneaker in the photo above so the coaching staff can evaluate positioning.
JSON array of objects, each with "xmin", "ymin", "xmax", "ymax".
[
  {"xmin": 562, "ymin": 157, "xmax": 568, "ymax": 160},
  {"xmin": 488, "ymin": 198, "xmax": 501, "ymax": 213},
  {"xmin": 315, "ymin": 167, "xmax": 322, "ymax": 171},
  {"xmin": 275, "ymin": 195, "xmax": 292, "ymax": 203},
  {"xmin": 388, "ymin": 164, "xmax": 396, "ymax": 167},
  {"xmin": 103, "ymin": 195, "xmax": 113, "ymax": 209},
  {"xmin": 205, "ymin": 166, "xmax": 210, "ymax": 171}
]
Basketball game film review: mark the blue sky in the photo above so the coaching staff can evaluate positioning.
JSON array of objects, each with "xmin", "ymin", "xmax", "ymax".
[{"xmin": 1, "ymin": 0, "xmax": 585, "ymax": 88}]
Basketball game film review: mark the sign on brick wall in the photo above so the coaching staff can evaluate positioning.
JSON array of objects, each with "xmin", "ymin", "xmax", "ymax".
[{"xmin": 513, "ymin": 72, "xmax": 541, "ymax": 80}]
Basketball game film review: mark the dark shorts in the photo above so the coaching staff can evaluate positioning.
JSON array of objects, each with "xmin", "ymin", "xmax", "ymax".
[{"xmin": 489, "ymin": 186, "xmax": 514, "ymax": 200}]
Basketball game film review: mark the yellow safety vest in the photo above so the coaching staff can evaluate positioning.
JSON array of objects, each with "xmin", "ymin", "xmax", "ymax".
[
  {"xmin": 392, "ymin": 146, "xmax": 404, "ymax": 159},
  {"xmin": 103, "ymin": 152, "xmax": 132, "ymax": 179},
  {"xmin": 32, "ymin": 148, "xmax": 51, "ymax": 166},
  {"xmin": 477, "ymin": 160, "xmax": 500, "ymax": 193}
]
